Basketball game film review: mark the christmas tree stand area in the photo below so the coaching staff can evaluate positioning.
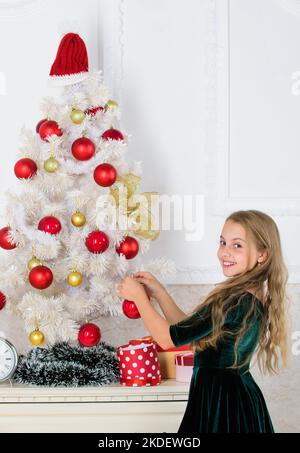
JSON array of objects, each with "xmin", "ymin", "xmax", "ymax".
[{"xmin": 0, "ymin": 379, "xmax": 188, "ymax": 433}]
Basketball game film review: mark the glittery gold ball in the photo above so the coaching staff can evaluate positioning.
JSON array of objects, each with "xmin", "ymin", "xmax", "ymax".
[
  {"xmin": 27, "ymin": 256, "xmax": 42, "ymax": 271},
  {"xmin": 67, "ymin": 271, "xmax": 83, "ymax": 287},
  {"xmin": 105, "ymin": 99, "xmax": 118, "ymax": 110},
  {"xmin": 29, "ymin": 329, "xmax": 45, "ymax": 346},
  {"xmin": 44, "ymin": 157, "xmax": 59, "ymax": 173},
  {"xmin": 70, "ymin": 108, "xmax": 85, "ymax": 124},
  {"xmin": 71, "ymin": 211, "xmax": 86, "ymax": 227}
]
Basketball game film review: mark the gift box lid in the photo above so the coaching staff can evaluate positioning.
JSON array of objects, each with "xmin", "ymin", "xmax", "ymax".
[
  {"xmin": 175, "ymin": 352, "xmax": 194, "ymax": 366},
  {"xmin": 129, "ymin": 336, "xmax": 153, "ymax": 346},
  {"xmin": 118, "ymin": 335, "xmax": 157, "ymax": 352},
  {"xmin": 157, "ymin": 343, "xmax": 191, "ymax": 353}
]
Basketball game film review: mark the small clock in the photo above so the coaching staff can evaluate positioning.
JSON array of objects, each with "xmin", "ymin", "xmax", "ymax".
[{"xmin": 0, "ymin": 337, "xmax": 18, "ymax": 383}]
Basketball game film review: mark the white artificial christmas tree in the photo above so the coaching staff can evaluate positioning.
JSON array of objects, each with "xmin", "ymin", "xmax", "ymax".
[{"xmin": 0, "ymin": 33, "xmax": 174, "ymax": 385}]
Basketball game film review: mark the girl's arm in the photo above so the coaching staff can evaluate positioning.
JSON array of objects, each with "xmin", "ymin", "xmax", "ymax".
[
  {"xmin": 134, "ymin": 292, "xmax": 175, "ymax": 349},
  {"xmin": 117, "ymin": 277, "xmax": 175, "ymax": 349},
  {"xmin": 133, "ymin": 272, "xmax": 187, "ymax": 324},
  {"xmin": 153, "ymin": 287, "xmax": 188, "ymax": 324}
]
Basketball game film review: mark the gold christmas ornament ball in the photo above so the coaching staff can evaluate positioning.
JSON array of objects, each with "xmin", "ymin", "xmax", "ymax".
[
  {"xmin": 105, "ymin": 99, "xmax": 118, "ymax": 110},
  {"xmin": 70, "ymin": 108, "xmax": 85, "ymax": 124},
  {"xmin": 71, "ymin": 211, "xmax": 86, "ymax": 227},
  {"xmin": 29, "ymin": 329, "xmax": 45, "ymax": 346},
  {"xmin": 27, "ymin": 256, "xmax": 42, "ymax": 271},
  {"xmin": 44, "ymin": 157, "xmax": 59, "ymax": 173},
  {"xmin": 67, "ymin": 271, "xmax": 83, "ymax": 287}
]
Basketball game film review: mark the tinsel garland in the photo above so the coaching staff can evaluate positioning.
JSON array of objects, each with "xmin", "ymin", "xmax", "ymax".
[{"xmin": 13, "ymin": 341, "xmax": 120, "ymax": 387}]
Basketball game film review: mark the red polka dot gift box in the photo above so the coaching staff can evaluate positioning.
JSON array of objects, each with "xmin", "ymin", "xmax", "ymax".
[{"xmin": 117, "ymin": 336, "xmax": 161, "ymax": 387}]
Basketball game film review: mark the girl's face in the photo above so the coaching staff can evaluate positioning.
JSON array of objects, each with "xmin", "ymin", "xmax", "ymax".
[{"xmin": 217, "ymin": 220, "xmax": 262, "ymax": 277}]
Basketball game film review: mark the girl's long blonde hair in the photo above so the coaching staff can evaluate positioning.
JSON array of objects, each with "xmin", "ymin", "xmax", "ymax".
[{"xmin": 190, "ymin": 210, "xmax": 289, "ymax": 374}]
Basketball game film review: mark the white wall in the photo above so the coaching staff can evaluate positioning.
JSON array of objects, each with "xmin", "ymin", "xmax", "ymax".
[
  {"xmin": 115, "ymin": 0, "xmax": 300, "ymax": 284},
  {"xmin": 2, "ymin": 0, "xmax": 300, "ymax": 283},
  {"xmin": 0, "ymin": 0, "xmax": 100, "ymax": 210}
]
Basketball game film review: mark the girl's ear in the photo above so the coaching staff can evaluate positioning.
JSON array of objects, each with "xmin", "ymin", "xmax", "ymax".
[{"xmin": 257, "ymin": 249, "xmax": 268, "ymax": 264}]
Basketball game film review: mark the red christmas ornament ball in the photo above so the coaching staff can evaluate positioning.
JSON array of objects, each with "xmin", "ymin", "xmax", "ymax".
[
  {"xmin": 39, "ymin": 120, "xmax": 62, "ymax": 141},
  {"xmin": 29, "ymin": 265, "xmax": 53, "ymax": 290},
  {"xmin": 14, "ymin": 158, "xmax": 38, "ymax": 180},
  {"xmin": 85, "ymin": 230, "xmax": 109, "ymax": 254},
  {"xmin": 78, "ymin": 323, "xmax": 101, "ymax": 347},
  {"xmin": 85, "ymin": 106, "xmax": 104, "ymax": 116},
  {"xmin": 0, "ymin": 227, "xmax": 17, "ymax": 250},
  {"xmin": 101, "ymin": 128, "xmax": 124, "ymax": 141},
  {"xmin": 38, "ymin": 216, "xmax": 62, "ymax": 235},
  {"xmin": 0, "ymin": 292, "xmax": 6, "ymax": 310},
  {"xmin": 122, "ymin": 299, "xmax": 141, "ymax": 319},
  {"xmin": 71, "ymin": 137, "xmax": 96, "ymax": 161},
  {"xmin": 93, "ymin": 163, "xmax": 117, "ymax": 187},
  {"xmin": 116, "ymin": 236, "xmax": 139, "ymax": 259},
  {"xmin": 36, "ymin": 118, "xmax": 47, "ymax": 133}
]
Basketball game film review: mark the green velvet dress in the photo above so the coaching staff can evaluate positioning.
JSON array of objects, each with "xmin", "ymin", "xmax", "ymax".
[{"xmin": 169, "ymin": 292, "xmax": 274, "ymax": 433}]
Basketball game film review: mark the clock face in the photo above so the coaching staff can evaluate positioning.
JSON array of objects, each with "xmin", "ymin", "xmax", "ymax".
[{"xmin": 0, "ymin": 338, "xmax": 18, "ymax": 382}]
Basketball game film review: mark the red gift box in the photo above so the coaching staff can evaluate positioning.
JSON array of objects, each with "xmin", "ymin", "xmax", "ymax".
[
  {"xmin": 157, "ymin": 343, "xmax": 191, "ymax": 379},
  {"xmin": 175, "ymin": 352, "xmax": 194, "ymax": 367},
  {"xmin": 117, "ymin": 336, "xmax": 161, "ymax": 387}
]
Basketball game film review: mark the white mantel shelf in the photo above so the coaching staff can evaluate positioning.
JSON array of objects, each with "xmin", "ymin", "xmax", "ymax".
[
  {"xmin": 0, "ymin": 379, "xmax": 189, "ymax": 403},
  {"xmin": 0, "ymin": 380, "xmax": 189, "ymax": 432}
]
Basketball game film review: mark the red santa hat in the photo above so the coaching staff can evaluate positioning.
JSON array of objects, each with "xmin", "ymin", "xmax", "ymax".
[{"xmin": 49, "ymin": 33, "xmax": 89, "ymax": 86}]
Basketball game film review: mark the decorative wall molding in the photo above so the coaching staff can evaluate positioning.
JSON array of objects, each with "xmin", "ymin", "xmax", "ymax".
[
  {"xmin": 165, "ymin": 265, "xmax": 223, "ymax": 285},
  {"xmin": 0, "ymin": 0, "xmax": 46, "ymax": 20},
  {"xmin": 164, "ymin": 264, "xmax": 300, "ymax": 285},
  {"xmin": 204, "ymin": 0, "xmax": 300, "ymax": 216}
]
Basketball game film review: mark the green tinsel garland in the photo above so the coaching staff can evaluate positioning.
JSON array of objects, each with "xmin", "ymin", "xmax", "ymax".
[{"xmin": 13, "ymin": 341, "xmax": 120, "ymax": 387}]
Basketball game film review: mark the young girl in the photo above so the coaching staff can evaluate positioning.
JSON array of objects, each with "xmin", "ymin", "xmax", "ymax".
[{"xmin": 116, "ymin": 210, "xmax": 288, "ymax": 433}]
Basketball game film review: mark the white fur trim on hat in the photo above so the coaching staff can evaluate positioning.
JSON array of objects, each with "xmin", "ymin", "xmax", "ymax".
[{"xmin": 48, "ymin": 71, "xmax": 90, "ymax": 87}]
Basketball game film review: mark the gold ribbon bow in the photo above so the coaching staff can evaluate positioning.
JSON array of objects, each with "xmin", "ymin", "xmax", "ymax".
[{"xmin": 109, "ymin": 173, "xmax": 160, "ymax": 241}]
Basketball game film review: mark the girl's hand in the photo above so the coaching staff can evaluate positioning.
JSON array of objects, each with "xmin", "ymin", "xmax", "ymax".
[
  {"xmin": 132, "ymin": 271, "xmax": 165, "ymax": 300},
  {"xmin": 116, "ymin": 276, "xmax": 148, "ymax": 302}
]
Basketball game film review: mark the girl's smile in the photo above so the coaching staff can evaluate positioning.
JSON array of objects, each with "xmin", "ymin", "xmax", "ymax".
[{"xmin": 222, "ymin": 260, "xmax": 237, "ymax": 268}]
